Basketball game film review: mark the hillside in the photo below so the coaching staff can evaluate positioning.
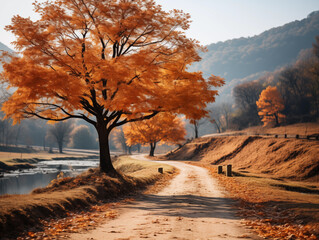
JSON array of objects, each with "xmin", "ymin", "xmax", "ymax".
[
  {"xmin": 166, "ymin": 123, "xmax": 319, "ymax": 181},
  {"xmin": 192, "ymin": 11, "xmax": 319, "ymax": 101}
]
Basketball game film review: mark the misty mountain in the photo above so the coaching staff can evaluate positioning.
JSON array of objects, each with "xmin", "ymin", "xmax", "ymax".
[
  {"xmin": 0, "ymin": 42, "xmax": 13, "ymax": 54},
  {"xmin": 192, "ymin": 11, "xmax": 319, "ymax": 102},
  {"xmin": 0, "ymin": 42, "xmax": 14, "ymax": 71}
]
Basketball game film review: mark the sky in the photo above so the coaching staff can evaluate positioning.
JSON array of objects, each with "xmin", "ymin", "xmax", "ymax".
[{"xmin": 1, "ymin": 0, "xmax": 319, "ymax": 49}]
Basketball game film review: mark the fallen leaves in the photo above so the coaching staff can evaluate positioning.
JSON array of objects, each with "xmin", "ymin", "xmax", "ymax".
[
  {"xmin": 17, "ymin": 202, "xmax": 118, "ymax": 240},
  {"xmin": 204, "ymin": 165, "xmax": 319, "ymax": 240}
]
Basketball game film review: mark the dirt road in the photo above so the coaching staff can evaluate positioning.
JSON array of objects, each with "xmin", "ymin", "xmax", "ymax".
[{"xmin": 70, "ymin": 155, "xmax": 259, "ymax": 240}]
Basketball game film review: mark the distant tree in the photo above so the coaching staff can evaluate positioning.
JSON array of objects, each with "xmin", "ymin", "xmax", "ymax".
[
  {"xmin": 232, "ymin": 81, "xmax": 263, "ymax": 128},
  {"xmin": 190, "ymin": 118, "xmax": 208, "ymax": 138},
  {"xmin": 278, "ymin": 65, "xmax": 312, "ymax": 122},
  {"xmin": 256, "ymin": 86, "xmax": 285, "ymax": 126},
  {"xmin": 112, "ymin": 127, "xmax": 130, "ymax": 154},
  {"xmin": 48, "ymin": 121, "xmax": 74, "ymax": 153},
  {"xmin": 124, "ymin": 113, "xmax": 186, "ymax": 156},
  {"xmin": 209, "ymin": 102, "xmax": 232, "ymax": 133},
  {"xmin": 69, "ymin": 125, "xmax": 97, "ymax": 149},
  {"xmin": 313, "ymin": 35, "xmax": 319, "ymax": 59}
]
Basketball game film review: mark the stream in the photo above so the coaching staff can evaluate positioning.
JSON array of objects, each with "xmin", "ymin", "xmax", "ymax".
[{"xmin": 0, "ymin": 158, "xmax": 99, "ymax": 195}]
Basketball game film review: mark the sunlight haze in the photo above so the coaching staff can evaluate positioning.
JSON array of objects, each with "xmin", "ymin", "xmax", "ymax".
[{"xmin": 1, "ymin": 0, "xmax": 319, "ymax": 49}]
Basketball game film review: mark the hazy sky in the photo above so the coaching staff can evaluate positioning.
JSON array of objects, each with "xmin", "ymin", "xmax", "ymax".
[{"xmin": 1, "ymin": 0, "xmax": 319, "ymax": 49}]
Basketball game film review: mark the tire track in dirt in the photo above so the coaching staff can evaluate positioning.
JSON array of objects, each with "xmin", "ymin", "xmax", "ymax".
[{"xmin": 69, "ymin": 155, "xmax": 260, "ymax": 240}]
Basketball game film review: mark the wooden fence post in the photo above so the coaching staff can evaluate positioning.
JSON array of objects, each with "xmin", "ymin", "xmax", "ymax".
[
  {"xmin": 218, "ymin": 166, "xmax": 223, "ymax": 174},
  {"xmin": 226, "ymin": 165, "xmax": 232, "ymax": 177},
  {"xmin": 158, "ymin": 168, "xmax": 163, "ymax": 174}
]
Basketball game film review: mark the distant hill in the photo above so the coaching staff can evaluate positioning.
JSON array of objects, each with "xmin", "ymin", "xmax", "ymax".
[
  {"xmin": 0, "ymin": 42, "xmax": 14, "ymax": 71},
  {"xmin": 0, "ymin": 42, "xmax": 13, "ymax": 54},
  {"xmin": 192, "ymin": 11, "xmax": 319, "ymax": 102}
]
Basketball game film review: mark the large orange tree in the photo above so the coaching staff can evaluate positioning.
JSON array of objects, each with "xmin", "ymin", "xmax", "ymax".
[
  {"xmin": 1, "ymin": 0, "xmax": 224, "ymax": 173},
  {"xmin": 123, "ymin": 113, "xmax": 186, "ymax": 156}
]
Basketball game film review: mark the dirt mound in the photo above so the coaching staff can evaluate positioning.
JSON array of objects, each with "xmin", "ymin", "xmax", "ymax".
[{"xmin": 166, "ymin": 136, "xmax": 319, "ymax": 181}]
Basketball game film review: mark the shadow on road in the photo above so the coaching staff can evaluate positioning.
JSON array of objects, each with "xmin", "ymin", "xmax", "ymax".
[{"xmin": 122, "ymin": 194, "xmax": 238, "ymax": 220}]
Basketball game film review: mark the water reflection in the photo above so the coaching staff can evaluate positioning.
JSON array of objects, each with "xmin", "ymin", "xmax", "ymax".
[{"xmin": 0, "ymin": 158, "xmax": 99, "ymax": 195}]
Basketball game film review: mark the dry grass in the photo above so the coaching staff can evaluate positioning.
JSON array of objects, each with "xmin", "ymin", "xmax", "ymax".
[
  {"xmin": 244, "ymin": 122, "xmax": 319, "ymax": 136},
  {"xmin": 191, "ymin": 162, "xmax": 319, "ymax": 239},
  {"xmin": 0, "ymin": 156, "xmax": 176, "ymax": 239},
  {"xmin": 166, "ymin": 123, "xmax": 319, "ymax": 238},
  {"xmin": 167, "ymin": 135, "xmax": 319, "ymax": 181}
]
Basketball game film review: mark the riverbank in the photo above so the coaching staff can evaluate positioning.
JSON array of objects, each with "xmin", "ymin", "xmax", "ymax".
[
  {"xmin": 0, "ymin": 156, "xmax": 176, "ymax": 239},
  {"xmin": 0, "ymin": 148, "xmax": 99, "ymax": 173}
]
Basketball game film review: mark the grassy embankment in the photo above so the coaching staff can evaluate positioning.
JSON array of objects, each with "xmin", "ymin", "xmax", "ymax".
[
  {"xmin": 0, "ymin": 155, "xmax": 176, "ymax": 239},
  {"xmin": 206, "ymin": 166, "xmax": 319, "ymax": 239},
  {"xmin": 167, "ymin": 123, "xmax": 319, "ymax": 239}
]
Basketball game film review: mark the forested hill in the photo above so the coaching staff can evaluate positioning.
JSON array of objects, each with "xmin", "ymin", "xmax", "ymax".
[{"xmin": 192, "ymin": 11, "xmax": 319, "ymax": 100}]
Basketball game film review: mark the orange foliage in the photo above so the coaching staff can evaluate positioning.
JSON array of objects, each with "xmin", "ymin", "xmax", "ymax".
[
  {"xmin": 123, "ymin": 113, "xmax": 186, "ymax": 155},
  {"xmin": 256, "ymin": 86, "xmax": 285, "ymax": 126},
  {"xmin": 0, "ymin": 0, "xmax": 224, "ymax": 171}
]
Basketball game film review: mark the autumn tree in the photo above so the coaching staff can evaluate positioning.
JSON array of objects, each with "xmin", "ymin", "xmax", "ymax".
[
  {"xmin": 1, "ymin": 0, "xmax": 224, "ymax": 173},
  {"xmin": 48, "ymin": 121, "xmax": 74, "ymax": 153},
  {"xmin": 123, "ymin": 113, "xmax": 186, "ymax": 156},
  {"xmin": 256, "ymin": 86, "xmax": 285, "ymax": 126}
]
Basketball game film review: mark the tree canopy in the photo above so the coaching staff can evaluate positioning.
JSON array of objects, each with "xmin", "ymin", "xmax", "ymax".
[
  {"xmin": 256, "ymin": 86, "xmax": 285, "ymax": 126},
  {"xmin": 123, "ymin": 112, "xmax": 186, "ymax": 156},
  {"xmin": 1, "ymin": 0, "xmax": 224, "ymax": 173}
]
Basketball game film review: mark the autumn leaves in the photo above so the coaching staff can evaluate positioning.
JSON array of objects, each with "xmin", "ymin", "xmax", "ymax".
[
  {"xmin": 1, "ymin": 0, "xmax": 224, "ymax": 172},
  {"xmin": 256, "ymin": 86, "xmax": 285, "ymax": 127}
]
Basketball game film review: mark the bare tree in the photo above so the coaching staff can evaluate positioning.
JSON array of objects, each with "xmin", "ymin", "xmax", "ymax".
[
  {"xmin": 48, "ymin": 121, "xmax": 74, "ymax": 153},
  {"xmin": 113, "ymin": 127, "xmax": 130, "ymax": 154},
  {"xmin": 190, "ymin": 119, "xmax": 208, "ymax": 138}
]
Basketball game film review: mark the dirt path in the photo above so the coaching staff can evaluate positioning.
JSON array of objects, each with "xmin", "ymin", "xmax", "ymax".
[{"xmin": 69, "ymin": 155, "xmax": 259, "ymax": 240}]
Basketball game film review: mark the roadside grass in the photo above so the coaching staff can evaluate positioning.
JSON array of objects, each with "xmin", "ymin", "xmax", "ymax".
[
  {"xmin": 197, "ymin": 163, "xmax": 319, "ymax": 239},
  {"xmin": 244, "ymin": 122, "xmax": 319, "ymax": 136},
  {"xmin": 0, "ymin": 156, "xmax": 176, "ymax": 239}
]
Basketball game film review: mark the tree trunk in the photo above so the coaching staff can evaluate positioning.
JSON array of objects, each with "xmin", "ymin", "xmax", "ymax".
[
  {"xmin": 274, "ymin": 113, "xmax": 279, "ymax": 127},
  {"xmin": 194, "ymin": 122, "xmax": 199, "ymax": 138},
  {"xmin": 96, "ymin": 124, "xmax": 116, "ymax": 174},
  {"xmin": 214, "ymin": 120, "xmax": 221, "ymax": 133},
  {"xmin": 128, "ymin": 146, "xmax": 132, "ymax": 155},
  {"xmin": 149, "ymin": 142, "xmax": 156, "ymax": 156},
  {"xmin": 58, "ymin": 142, "xmax": 63, "ymax": 153}
]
